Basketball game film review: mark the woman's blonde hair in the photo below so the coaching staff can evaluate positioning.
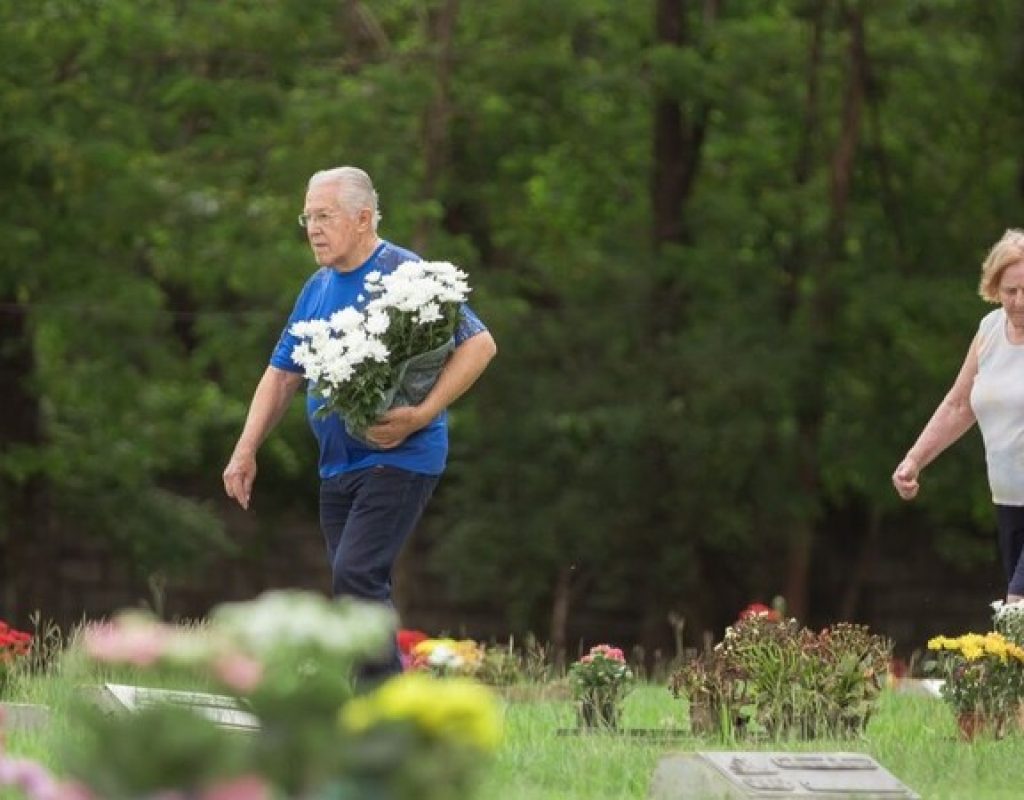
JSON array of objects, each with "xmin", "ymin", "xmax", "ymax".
[{"xmin": 979, "ymin": 228, "xmax": 1024, "ymax": 303}]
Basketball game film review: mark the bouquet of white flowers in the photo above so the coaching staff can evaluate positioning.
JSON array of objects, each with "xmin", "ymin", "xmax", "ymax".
[{"xmin": 290, "ymin": 261, "xmax": 470, "ymax": 440}]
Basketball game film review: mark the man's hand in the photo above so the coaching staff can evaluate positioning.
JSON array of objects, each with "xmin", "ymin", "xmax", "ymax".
[
  {"xmin": 364, "ymin": 406, "xmax": 428, "ymax": 449},
  {"xmin": 892, "ymin": 456, "xmax": 920, "ymax": 501},
  {"xmin": 223, "ymin": 449, "xmax": 258, "ymax": 510}
]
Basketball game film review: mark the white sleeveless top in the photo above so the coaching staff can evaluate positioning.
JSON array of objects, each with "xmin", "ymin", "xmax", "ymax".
[{"xmin": 969, "ymin": 308, "xmax": 1024, "ymax": 505}]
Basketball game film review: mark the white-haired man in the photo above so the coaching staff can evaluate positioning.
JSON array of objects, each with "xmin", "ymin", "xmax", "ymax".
[{"xmin": 223, "ymin": 166, "xmax": 497, "ymax": 678}]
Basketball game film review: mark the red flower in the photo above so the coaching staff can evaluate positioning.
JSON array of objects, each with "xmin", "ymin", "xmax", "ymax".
[
  {"xmin": 738, "ymin": 603, "xmax": 781, "ymax": 623},
  {"xmin": 0, "ymin": 621, "xmax": 32, "ymax": 664},
  {"xmin": 397, "ymin": 629, "xmax": 428, "ymax": 656}
]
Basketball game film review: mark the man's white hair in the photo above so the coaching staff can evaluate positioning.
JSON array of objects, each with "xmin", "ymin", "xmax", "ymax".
[{"xmin": 308, "ymin": 166, "xmax": 381, "ymax": 231}]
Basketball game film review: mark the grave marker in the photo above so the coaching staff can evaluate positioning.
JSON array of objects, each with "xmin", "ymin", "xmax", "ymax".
[
  {"xmin": 87, "ymin": 683, "xmax": 259, "ymax": 732},
  {"xmin": 649, "ymin": 751, "xmax": 920, "ymax": 799}
]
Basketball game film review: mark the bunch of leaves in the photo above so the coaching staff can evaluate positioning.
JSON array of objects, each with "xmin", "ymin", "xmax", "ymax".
[
  {"xmin": 926, "ymin": 632, "xmax": 1024, "ymax": 721},
  {"xmin": 669, "ymin": 615, "xmax": 891, "ymax": 739},
  {"xmin": 60, "ymin": 701, "xmax": 249, "ymax": 799},
  {"xmin": 475, "ymin": 642, "xmax": 526, "ymax": 687}
]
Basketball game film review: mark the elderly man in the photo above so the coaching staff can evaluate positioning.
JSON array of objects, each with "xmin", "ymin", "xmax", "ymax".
[{"xmin": 223, "ymin": 166, "xmax": 496, "ymax": 677}]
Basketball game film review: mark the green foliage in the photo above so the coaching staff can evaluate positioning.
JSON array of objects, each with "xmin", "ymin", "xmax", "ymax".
[
  {"xmin": 2, "ymin": 0, "xmax": 1024, "ymax": 637},
  {"xmin": 670, "ymin": 615, "xmax": 892, "ymax": 739},
  {"xmin": 61, "ymin": 703, "xmax": 249, "ymax": 799}
]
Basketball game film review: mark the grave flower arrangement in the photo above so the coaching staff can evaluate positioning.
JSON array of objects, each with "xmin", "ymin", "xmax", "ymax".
[
  {"xmin": 0, "ymin": 621, "xmax": 32, "ymax": 698},
  {"xmin": 290, "ymin": 260, "xmax": 470, "ymax": 438},
  {"xmin": 927, "ymin": 631, "xmax": 1024, "ymax": 738},
  {"xmin": 408, "ymin": 637, "xmax": 484, "ymax": 677},
  {"xmin": 670, "ymin": 613, "xmax": 891, "ymax": 739},
  {"xmin": 41, "ymin": 590, "xmax": 502, "ymax": 800},
  {"xmin": 338, "ymin": 671, "xmax": 502, "ymax": 800},
  {"xmin": 569, "ymin": 644, "xmax": 634, "ymax": 730}
]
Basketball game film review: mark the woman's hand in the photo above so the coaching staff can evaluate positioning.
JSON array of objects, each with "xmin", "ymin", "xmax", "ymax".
[{"xmin": 892, "ymin": 456, "xmax": 921, "ymax": 500}]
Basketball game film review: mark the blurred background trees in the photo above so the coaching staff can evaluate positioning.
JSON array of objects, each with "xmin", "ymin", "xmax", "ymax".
[{"xmin": 2, "ymin": 0, "xmax": 1023, "ymax": 656}]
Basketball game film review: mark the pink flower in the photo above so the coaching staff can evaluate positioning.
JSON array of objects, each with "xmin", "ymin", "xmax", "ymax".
[
  {"xmin": 201, "ymin": 775, "xmax": 272, "ymax": 800},
  {"xmin": 212, "ymin": 654, "xmax": 264, "ymax": 693},
  {"xmin": 585, "ymin": 644, "xmax": 625, "ymax": 663},
  {"xmin": 0, "ymin": 754, "xmax": 90, "ymax": 800},
  {"xmin": 82, "ymin": 620, "xmax": 168, "ymax": 667}
]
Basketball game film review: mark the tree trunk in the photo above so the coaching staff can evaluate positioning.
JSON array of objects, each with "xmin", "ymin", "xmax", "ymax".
[
  {"xmin": 549, "ymin": 564, "xmax": 573, "ymax": 669},
  {"xmin": 0, "ymin": 299, "xmax": 43, "ymax": 623},
  {"xmin": 413, "ymin": 0, "xmax": 459, "ymax": 253},
  {"xmin": 838, "ymin": 508, "xmax": 881, "ymax": 621},
  {"xmin": 783, "ymin": 2, "xmax": 868, "ymax": 624}
]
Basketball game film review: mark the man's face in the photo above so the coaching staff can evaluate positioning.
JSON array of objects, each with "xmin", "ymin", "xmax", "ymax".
[{"xmin": 302, "ymin": 183, "xmax": 368, "ymax": 270}]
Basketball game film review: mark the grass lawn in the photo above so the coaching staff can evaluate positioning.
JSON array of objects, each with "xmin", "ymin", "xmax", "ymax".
[{"xmin": 5, "ymin": 676, "xmax": 1024, "ymax": 799}]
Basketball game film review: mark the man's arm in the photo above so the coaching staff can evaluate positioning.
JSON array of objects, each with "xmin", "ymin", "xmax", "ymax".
[
  {"xmin": 223, "ymin": 366, "xmax": 304, "ymax": 509},
  {"xmin": 365, "ymin": 331, "xmax": 497, "ymax": 449}
]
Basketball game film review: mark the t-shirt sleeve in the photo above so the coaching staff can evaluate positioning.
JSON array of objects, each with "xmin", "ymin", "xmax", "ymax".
[
  {"xmin": 976, "ymin": 308, "xmax": 1001, "ymax": 366},
  {"xmin": 454, "ymin": 303, "xmax": 488, "ymax": 346},
  {"xmin": 269, "ymin": 289, "xmax": 311, "ymax": 373}
]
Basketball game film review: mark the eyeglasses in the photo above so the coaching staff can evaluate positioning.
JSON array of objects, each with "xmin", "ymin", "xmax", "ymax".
[{"xmin": 298, "ymin": 211, "xmax": 344, "ymax": 229}]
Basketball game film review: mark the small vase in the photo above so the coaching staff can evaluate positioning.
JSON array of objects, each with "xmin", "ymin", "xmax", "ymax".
[{"xmin": 577, "ymin": 697, "xmax": 619, "ymax": 730}]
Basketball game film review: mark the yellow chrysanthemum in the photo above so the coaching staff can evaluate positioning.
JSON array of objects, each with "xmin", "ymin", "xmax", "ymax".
[{"xmin": 339, "ymin": 672, "xmax": 502, "ymax": 753}]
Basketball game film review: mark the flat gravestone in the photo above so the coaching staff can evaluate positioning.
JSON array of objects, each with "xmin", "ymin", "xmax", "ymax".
[
  {"xmin": 0, "ymin": 702, "xmax": 51, "ymax": 733},
  {"xmin": 87, "ymin": 683, "xmax": 259, "ymax": 732},
  {"xmin": 649, "ymin": 751, "xmax": 920, "ymax": 799}
]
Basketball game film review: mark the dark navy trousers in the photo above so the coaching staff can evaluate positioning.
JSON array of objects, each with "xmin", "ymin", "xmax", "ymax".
[
  {"xmin": 996, "ymin": 505, "xmax": 1024, "ymax": 596},
  {"xmin": 320, "ymin": 464, "xmax": 439, "ymax": 679}
]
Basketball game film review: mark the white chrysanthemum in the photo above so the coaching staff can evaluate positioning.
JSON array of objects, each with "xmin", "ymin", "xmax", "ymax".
[
  {"xmin": 329, "ymin": 307, "xmax": 363, "ymax": 333},
  {"xmin": 213, "ymin": 590, "xmax": 395, "ymax": 659},
  {"xmin": 417, "ymin": 302, "xmax": 442, "ymax": 324},
  {"xmin": 365, "ymin": 310, "xmax": 390, "ymax": 335},
  {"xmin": 290, "ymin": 319, "xmax": 331, "ymax": 340}
]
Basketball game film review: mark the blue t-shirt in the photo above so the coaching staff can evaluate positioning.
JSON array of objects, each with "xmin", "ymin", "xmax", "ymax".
[{"xmin": 270, "ymin": 241, "xmax": 487, "ymax": 478}]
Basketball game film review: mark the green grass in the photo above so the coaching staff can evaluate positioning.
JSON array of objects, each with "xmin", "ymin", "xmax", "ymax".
[{"xmin": 5, "ymin": 677, "xmax": 1024, "ymax": 798}]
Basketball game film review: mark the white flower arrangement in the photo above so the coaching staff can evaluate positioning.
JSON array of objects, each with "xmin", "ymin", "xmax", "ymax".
[
  {"xmin": 290, "ymin": 261, "xmax": 470, "ymax": 437},
  {"xmin": 991, "ymin": 598, "xmax": 1024, "ymax": 647}
]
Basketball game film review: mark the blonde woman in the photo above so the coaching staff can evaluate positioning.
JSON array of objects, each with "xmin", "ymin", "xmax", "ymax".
[{"xmin": 893, "ymin": 229, "xmax": 1024, "ymax": 602}]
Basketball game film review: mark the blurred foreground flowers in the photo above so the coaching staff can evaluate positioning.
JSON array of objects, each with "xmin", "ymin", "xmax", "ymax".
[{"xmin": 0, "ymin": 591, "xmax": 502, "ymax": 800}]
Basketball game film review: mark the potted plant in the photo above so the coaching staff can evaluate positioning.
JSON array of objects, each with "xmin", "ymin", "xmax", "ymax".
[
  {"xmin": 927, "ymin": 631, "xmax": 1024, "ymax": 740},
  {"xmin": 568, "ymin": 644, "xmax": 634, "ymax": 730}
]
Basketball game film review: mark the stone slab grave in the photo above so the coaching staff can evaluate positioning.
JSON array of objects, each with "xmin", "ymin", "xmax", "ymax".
[
  {"xmin": 649, "ymin": 751, "xmax": 920, "ymax": 799},
  {"xmin": 87, "ymin": 683, "xmax": 260, "ymax": 732},
  {"xmin": 0, "ymin": 702, "xmax": 52, "ymax": 733}
]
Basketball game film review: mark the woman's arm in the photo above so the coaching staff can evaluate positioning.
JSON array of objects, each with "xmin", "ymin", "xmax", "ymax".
[{"xmin": 892, "ymin": 334, "xmax": 980, "ymax": 500}]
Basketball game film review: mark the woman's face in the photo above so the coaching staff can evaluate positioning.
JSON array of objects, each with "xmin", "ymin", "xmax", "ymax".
[{"xmin": 998, "ymin": 261, "xmax": 1024, "ymax": 326}]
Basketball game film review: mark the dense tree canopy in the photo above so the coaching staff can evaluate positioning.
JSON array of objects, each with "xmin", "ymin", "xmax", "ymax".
[{"xmin": 2, "ymin": 0, "xmax": 1023, "ymax": 651}]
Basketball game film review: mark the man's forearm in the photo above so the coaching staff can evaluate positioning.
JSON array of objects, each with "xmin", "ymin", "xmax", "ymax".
[
  {"xmin": 418, "ymin": 332, "xmax": 497, "ymax": 421},
  {"xmin": 233, "ymin": 366, "xmax": 303, "ymax": 455}
]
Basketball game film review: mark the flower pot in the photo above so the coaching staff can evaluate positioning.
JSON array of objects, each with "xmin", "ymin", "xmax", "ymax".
[
  {"xmin": 576, "ymin": 698, "xmax": 620, "ymax": 730},
  {"xmin": 957, "ymin": 710, "xmax": 1008, "ymax": 741}
]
